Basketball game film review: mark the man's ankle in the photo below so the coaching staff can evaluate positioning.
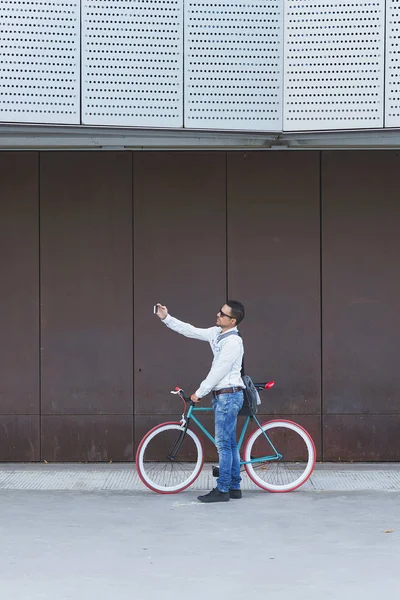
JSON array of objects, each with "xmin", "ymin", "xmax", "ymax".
[{"xmin": 229, "ymin": 488, "xmax": 242, "ymax": 499}]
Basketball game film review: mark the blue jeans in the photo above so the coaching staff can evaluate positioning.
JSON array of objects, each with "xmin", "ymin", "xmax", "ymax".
[{"xmin": 212, "ymin": 391, "xmax": 244, "ymax": 493}]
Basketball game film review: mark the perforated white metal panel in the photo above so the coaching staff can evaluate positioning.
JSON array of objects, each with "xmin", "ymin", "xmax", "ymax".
[
  {"xmin": 386, "ymin": 0, "xmax": 400, "ymax": 127},
  {"xmin": 82, "ymin": 0, "xmax": 183, "ymax": 127},
  {"xmin": 0, "ymin": 0, "xmax": 80, "ymax": 125},
  {"xmin": 184, "ymin": 0, "xmax": 283, "ymax": 131},
  {"xmin": 284, "ymin": 0, "xmax": 385, "ymax": 131}
]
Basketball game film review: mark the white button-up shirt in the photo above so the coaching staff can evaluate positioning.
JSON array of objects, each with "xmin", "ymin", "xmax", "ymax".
[{"xmin": 162, "ymin": 314, "xmax": 244, "ymax": 398}]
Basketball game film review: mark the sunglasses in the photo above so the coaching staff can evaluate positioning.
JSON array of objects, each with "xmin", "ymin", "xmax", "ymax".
[{"xmin": 219, "ymin": 308, "xmax": 233, "ymax": 319}]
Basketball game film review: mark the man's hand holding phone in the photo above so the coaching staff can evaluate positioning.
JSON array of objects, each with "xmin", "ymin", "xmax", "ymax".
[
  {"xmin": 154, "ymin": 304, "xmax": 168, "ymax": 320},
  {"xmin": 154, "ymin": 304, "xmax": 200, "ymax": 402}
]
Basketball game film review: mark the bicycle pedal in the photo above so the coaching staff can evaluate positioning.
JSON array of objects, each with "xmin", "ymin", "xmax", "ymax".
[{"xmin": 212, "ymin": 466, "xmax": 220, "ymax": 478}]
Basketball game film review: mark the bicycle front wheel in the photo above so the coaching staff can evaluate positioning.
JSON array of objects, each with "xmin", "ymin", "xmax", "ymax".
[
  {"xmin": 244, "ymin": 419, "xmax": 316, "ymax": 492},
  {"xmin": 136, "ymin": 422, "xmax": 204, "ymax": 494}
]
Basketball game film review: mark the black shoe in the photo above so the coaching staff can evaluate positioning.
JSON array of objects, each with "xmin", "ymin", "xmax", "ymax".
[
  {"xmin": 198, "ymin": 488, "xmax": 230, "ymax": 503},
  {"xmin": 229, "ymin": 489, "xmax": 242, "ymax": 499}
]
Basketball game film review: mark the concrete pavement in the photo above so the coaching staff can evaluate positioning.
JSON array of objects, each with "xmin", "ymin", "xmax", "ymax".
[
  {"xmin": 1, "ymin": 488, "xmax": 399, "ymax": 600},
  {"xmin": 0, "ymin": 463, "xmax": 400, "ymax": 599}
]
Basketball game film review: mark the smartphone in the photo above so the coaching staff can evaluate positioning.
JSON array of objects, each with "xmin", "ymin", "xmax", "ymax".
[{"xmin": 154, "ymin": 304, "xmax": 159, "ymax": 315}]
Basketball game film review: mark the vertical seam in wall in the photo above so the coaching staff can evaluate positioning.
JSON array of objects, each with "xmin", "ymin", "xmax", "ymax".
[
  {"xmin": 225, "ymin": 152, "xmax": 228, "ymax": 301},
  {"xmin": 132, "ymin": 151, "xmax": 135, "ymax": 459},
  {"xmin": 281, "ymin": 0, "xmax": 285, "ymax": 131},
  {"xmin": 182, "ymin": 0, "xmax": 185, "ymax": 127},
  {"xmin": 383, "ymin": 0, "xmax": 387, "ymax": 126},
  {"xmin": 79, "ymin": 0, "xmax": 83, "ymax": 124},
  {"xmin": 319, "ymin": 151, "xmax": 324, "ymax": 461},
  {"xmin": 38, "ymin": 151, "xmax": 42, "ymax": 460}
]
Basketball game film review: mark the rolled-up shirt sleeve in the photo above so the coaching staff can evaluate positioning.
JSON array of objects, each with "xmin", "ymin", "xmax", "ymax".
[{"xmin": 195, "ymin": 338, "xmax": 242, "ymax": 398}]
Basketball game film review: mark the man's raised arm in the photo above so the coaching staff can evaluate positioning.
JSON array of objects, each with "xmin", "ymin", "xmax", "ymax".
[{"xmin": 155, "ymin": 304, "xmax": 216, "ymax": 342}]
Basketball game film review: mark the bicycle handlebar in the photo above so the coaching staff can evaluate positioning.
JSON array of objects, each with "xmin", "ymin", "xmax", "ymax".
[{"xmin": 172, "ymin": 381, "xmax": 275, "ymax": 401}]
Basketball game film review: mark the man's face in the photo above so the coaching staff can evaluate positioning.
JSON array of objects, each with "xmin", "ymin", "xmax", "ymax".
[{"xmin": 216, "ymin": 304, "xmax": 236, "ymax": 327}]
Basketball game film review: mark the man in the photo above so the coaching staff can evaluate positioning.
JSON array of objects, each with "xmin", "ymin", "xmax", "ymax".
[{"xmin": 155, "ymin": 300, "xmax": 245, "ymax": 503}]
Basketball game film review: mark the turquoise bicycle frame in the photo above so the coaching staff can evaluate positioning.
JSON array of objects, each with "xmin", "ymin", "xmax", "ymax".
[{"xmin": 186, "ymin": 405, "xmax": 283, "ymax": 465}]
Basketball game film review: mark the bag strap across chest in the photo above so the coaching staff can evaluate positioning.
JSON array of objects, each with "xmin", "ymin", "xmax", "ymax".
[
  {"xmin": 216, "ymin": 330, "xmax": 245, "ymax": 376},
  {"xmin": 216, "ymin": 330, "xmax": 240, "ymax": 343}
]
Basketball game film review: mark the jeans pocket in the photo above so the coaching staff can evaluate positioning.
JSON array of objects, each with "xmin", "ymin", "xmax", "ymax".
[{"xmin": 214, "ymin": 395, "xmax": 229, "ymax": 415}]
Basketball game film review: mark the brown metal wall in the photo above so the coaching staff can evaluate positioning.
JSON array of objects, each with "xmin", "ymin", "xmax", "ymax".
[
  {"xmin": 0, "ymin": 153, "xmax": 40, "ymax": 460},
  {"xmin": 227, "ymin": 152, "xmax": 322, "ymax": 458},
  {"xmin": 133, "ymin": 152, "xmax": 226, "ymax": 460},
  {"xmin": 322, "ymin": 151, "xmax": 400, "ymax": 460},
  {"xmin": 0, "ymin": 149, "xmax": 399, "ymax": 461},
  {"xmin": 40, "ymin": 153, "xmax": 133, "ymax": 461}
]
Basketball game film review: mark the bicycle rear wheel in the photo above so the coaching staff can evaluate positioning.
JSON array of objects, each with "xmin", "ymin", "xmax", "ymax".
[
  {"xmin": 244, "ymin": 419, "xmax": 316, "ymax": 492},
  {"xmin": 136, "ymin": 422, "xmax": 204, "ymax": 494}
]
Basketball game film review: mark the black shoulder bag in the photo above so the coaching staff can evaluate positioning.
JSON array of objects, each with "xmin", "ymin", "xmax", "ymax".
[{"xmin": 236, "ymin": 332, "xmax": 259, "ymax": 417}]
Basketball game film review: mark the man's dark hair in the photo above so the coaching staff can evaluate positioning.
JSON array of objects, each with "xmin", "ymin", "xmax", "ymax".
[{"xmin": 226, "ymin": 300, "xmax": 245, "ymax": 325}]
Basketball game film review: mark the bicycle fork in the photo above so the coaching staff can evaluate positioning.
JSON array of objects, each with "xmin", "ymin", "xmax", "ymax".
[{"xmin": 167, "ymin": 419, "xmax": 191, "ymax": 461}]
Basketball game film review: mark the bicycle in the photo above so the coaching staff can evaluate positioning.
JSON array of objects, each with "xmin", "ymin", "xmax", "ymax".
[{"xmin": 136, "ymin": 382, "xmax": 316, "ymax": 494}]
